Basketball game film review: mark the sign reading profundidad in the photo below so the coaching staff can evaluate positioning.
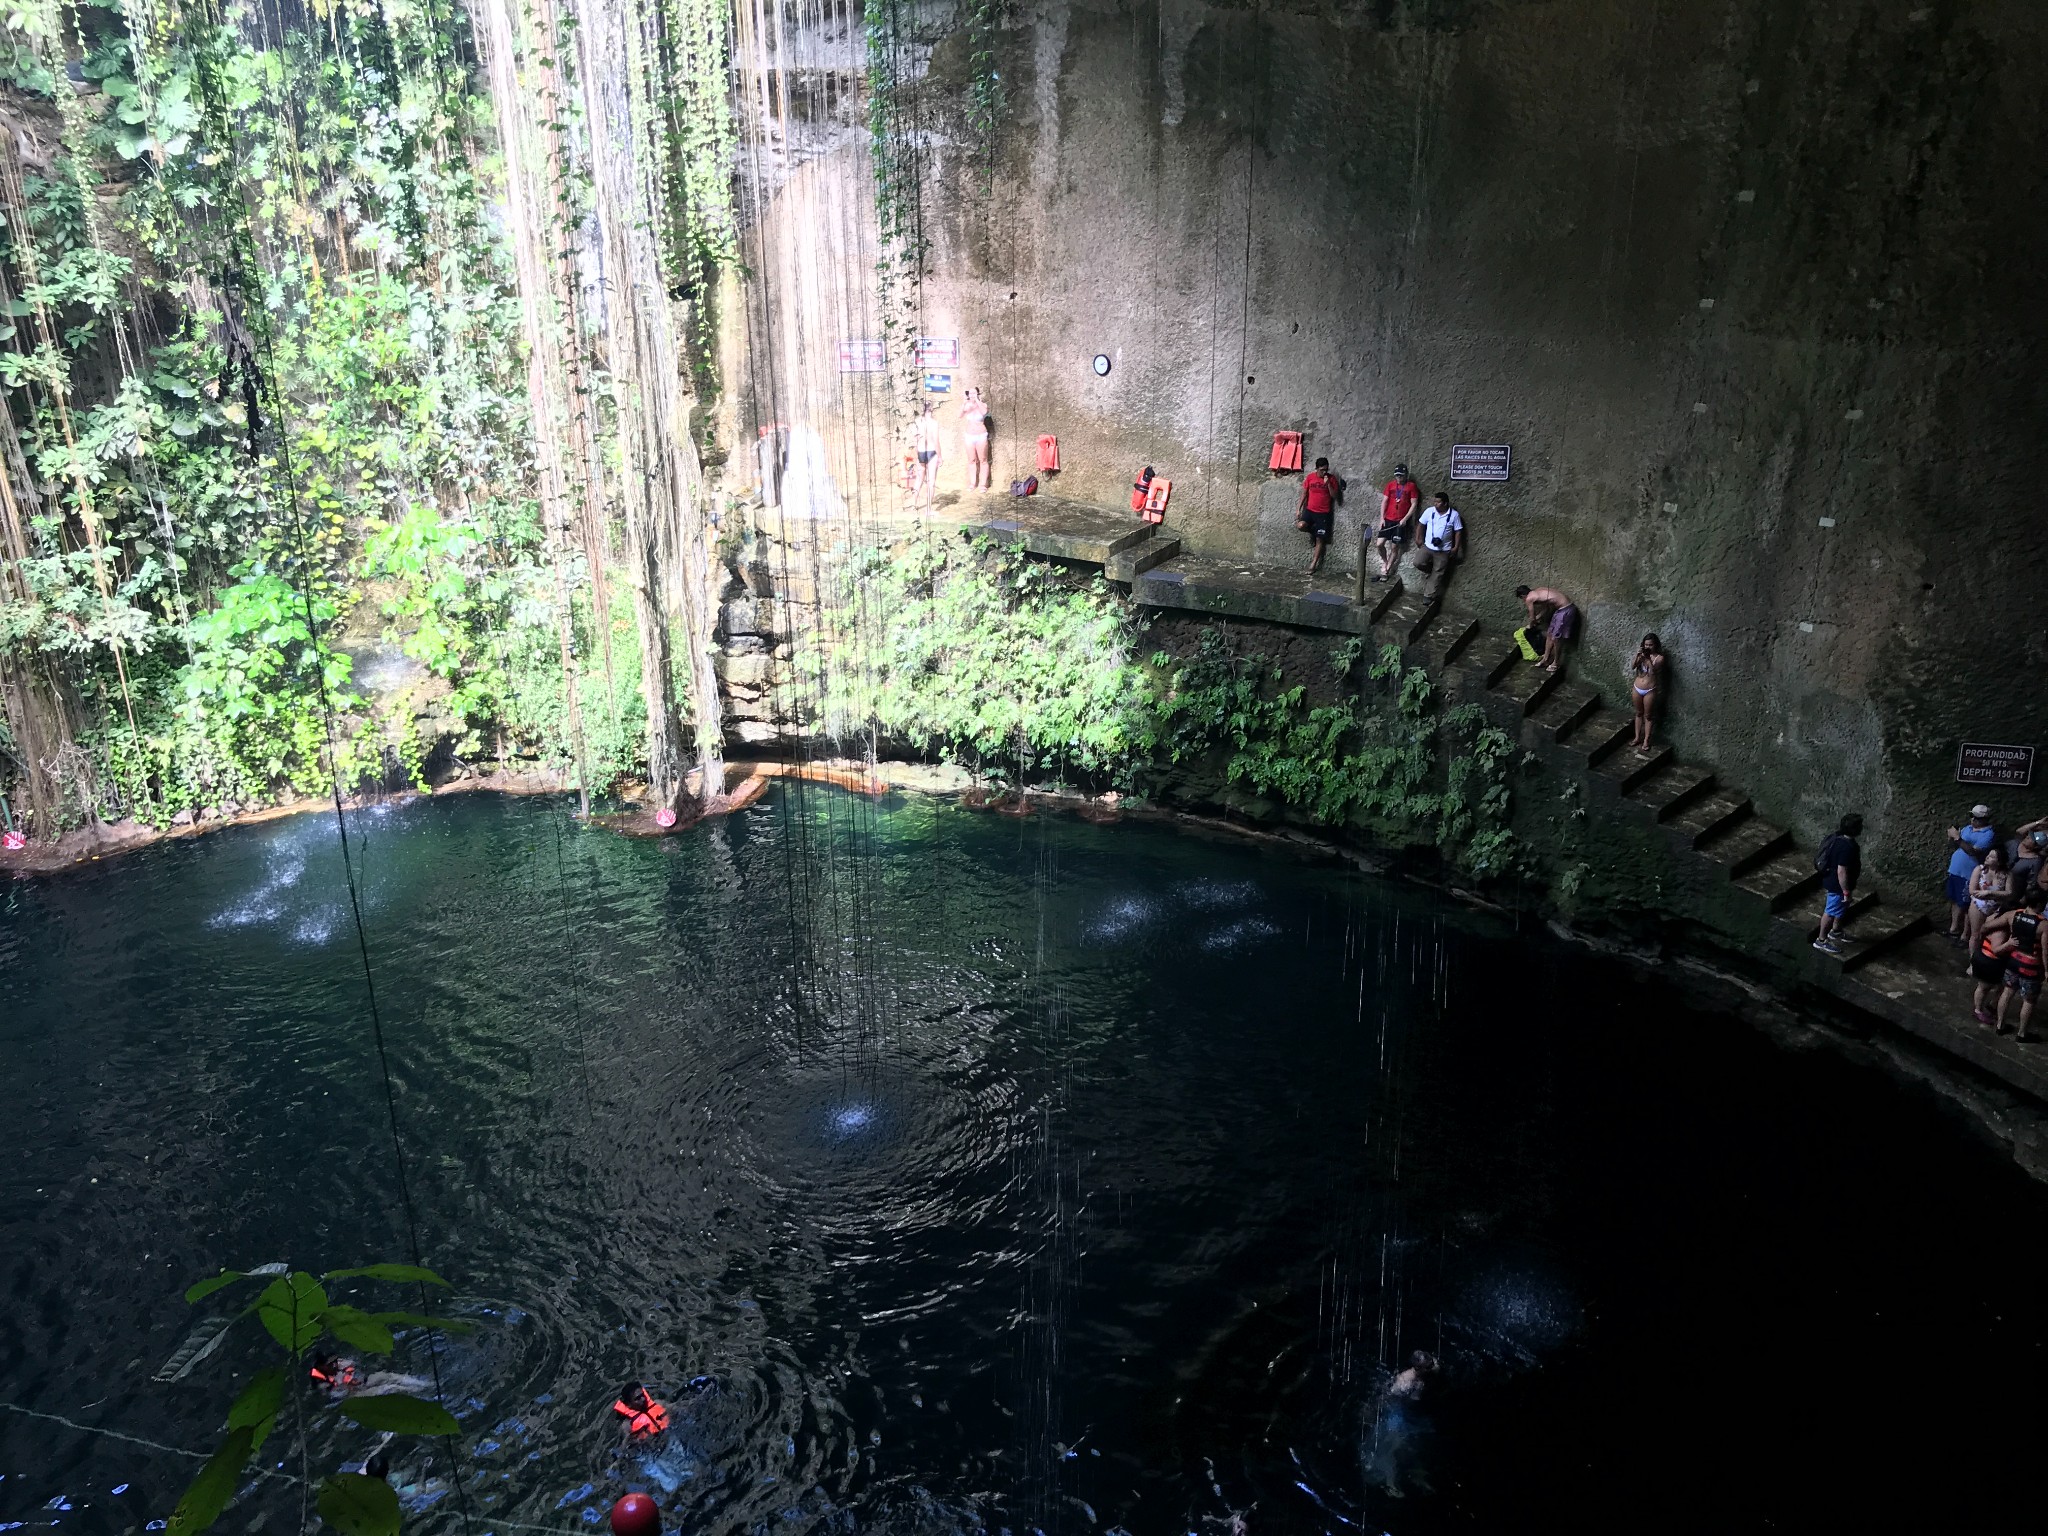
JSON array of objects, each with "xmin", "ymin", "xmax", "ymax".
[
  {"xmin": 1450, "ymin": 444, "xmax": 1511, "ymax": 482},
  {"xmin": 1958, "ymin": 743, "xmax": 2036, "ymax": 788}
]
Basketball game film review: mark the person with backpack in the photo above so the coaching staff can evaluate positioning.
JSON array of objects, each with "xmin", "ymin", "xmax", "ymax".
[
  {"xmin": 1812, "ymin": 813, "xmax": 1863, "ymax": 955},
  {"xmin": 1296, "ymin": 457, "xmax": 1340, "ymax": 574}
]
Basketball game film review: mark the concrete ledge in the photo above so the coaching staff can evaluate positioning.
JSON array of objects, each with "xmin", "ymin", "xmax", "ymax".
[
  {"xmin": 1133, "ymin": 553, "xmax": 1372, "ymax": 634},
  {"xmin": 960, "ymin": 494, "xmax": 1156, "ymax": 564}
]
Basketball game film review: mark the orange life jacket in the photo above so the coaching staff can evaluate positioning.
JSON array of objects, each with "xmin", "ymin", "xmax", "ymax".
[
  {"xmin": 1142, "ymin": 478, "xmax": 1171, "ymax": 522},
  {"xmin": 1036, "ymin": 434, "xmax": 1060, "ymax": 472},
  {"xmin": 612, "ymin": 1396, "xmax": 670, "ymax": 1437},
  {"xmin": 310, "ymin": 1362, "xmax": 360, "ymax": 1390}
]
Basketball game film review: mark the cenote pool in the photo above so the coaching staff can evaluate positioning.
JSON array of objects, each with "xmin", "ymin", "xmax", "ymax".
[{"xmin": 3, "ymin": 788, "xmax": 2045, "ymax": 1533}]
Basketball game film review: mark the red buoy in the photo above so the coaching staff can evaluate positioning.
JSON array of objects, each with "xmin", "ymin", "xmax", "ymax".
[{"xmin": 609, "ymin": 1493, "xmax": 661, "ymax": 1536}]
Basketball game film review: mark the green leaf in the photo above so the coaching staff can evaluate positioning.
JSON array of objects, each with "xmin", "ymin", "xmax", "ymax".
[
  {"xmin": 185, "ymin": 1271, "xmax": 250, "ymax": 1305},
  {"xmin": 317, "ymin": 1473, "xmax": 401, "ymax": 1536},
  {"xmin": 336, "ymin": 1392, "xmax": 461, "ymax": 1437},
  {"xmin": 371, "ymin": 1311, "xmax": 476, "ymax": 1335},
  {"xmin": 321, "ymin": 1304, "xmax": 396, "ymax": 1355},
  {"xmin": 167, "ymin": 1424, "xmax": 254, "ymax": 1534},
  {"xmin": 226, "ymin": 1366, "xmax": 285, "ymax": 1455},
  {"xmin": 322, "ymin": 1263, "xmax": 451, "ymax": 1288},
  {"xmin": 251, "ymin": 1271, "xmax": 328, "ymax": 1355}
]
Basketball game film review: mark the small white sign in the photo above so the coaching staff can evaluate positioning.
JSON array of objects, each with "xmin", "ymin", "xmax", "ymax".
[{"xmin": 1449, "ymin": 444, "xmax": 1511, "ymax": 483}]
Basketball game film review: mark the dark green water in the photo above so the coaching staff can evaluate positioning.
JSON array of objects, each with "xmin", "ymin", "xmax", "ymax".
[{"xmin": 2, "ymin": 788, "xmax": 2044, "ymax": 1534}]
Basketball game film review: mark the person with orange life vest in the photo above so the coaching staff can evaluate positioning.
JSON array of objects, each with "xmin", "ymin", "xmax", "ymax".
[
  {"xmin": 309, "ymin": 1354, "xmax": 363, "ymax": 1393},
  {"xmin": 1296, "ymin": 456, "xmax": 1340, "ymax": 574},
  {"xmin": 612, "ymin": 1383, "xmax": 670, "ymax": 1439}
]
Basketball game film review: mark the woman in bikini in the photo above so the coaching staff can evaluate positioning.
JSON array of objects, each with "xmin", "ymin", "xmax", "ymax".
[
  {"xmin": 1630, "ymin": 633, "xmax": 1665, "ymax": 752},
  {"xmin": 960, "ymin": 387, "xmax": 991, "ymax": 491}
]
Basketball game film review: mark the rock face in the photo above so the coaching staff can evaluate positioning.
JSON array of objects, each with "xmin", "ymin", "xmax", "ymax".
[{"xmin": 797, "ymin": 0, "xmax": 2047, "ymax": 888}]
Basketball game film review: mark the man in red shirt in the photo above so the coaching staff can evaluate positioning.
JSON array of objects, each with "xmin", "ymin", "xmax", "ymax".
[
  {"xmin": 1296, "ymin": 456, "xmax": 1340, "ymax": 573},
  {"xmin": 1370, "ymin": 463, "xmax": 1420, "ymax": 583}
]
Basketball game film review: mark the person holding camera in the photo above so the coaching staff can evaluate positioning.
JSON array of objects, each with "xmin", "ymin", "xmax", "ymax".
[{"xmin": 1408, "ymin": 492, "xmax": 1463, "ymax": 601}]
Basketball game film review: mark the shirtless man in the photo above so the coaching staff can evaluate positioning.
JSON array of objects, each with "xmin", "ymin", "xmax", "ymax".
[{"xmin": 1515, "ymin": 583, "xmax": 1579, "ymax": 674}]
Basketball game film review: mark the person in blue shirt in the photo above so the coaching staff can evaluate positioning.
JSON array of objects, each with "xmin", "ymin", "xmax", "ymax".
[{"xmin": 1947, "ymin": 804, "xmax": 1997, "ymax": 944}]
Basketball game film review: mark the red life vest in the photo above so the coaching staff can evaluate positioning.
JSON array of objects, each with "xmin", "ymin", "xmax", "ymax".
[{"xmin": 613, "ymin": 1396, "xmax": 670, "ymax": 1437}]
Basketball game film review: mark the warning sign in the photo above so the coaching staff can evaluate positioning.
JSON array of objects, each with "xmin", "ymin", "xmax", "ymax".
[{"xmin": 1450, "ymin": 445, "xmax": 1512, "ymax": 482}]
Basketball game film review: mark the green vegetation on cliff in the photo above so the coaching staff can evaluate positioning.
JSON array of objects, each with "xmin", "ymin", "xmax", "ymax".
[{"xmin": 820, "ymin": 533, "xmax": 1518, "ymax": 876}]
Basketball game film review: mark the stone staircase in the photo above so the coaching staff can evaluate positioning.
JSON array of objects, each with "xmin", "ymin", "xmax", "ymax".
[{"xmin": 1367, "ymin": 573, "xmax": 1932, "ymax": 975}]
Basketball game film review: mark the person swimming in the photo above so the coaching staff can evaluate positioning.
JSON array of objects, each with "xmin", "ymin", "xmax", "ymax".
[
  {"xmin": 612, "ymin": 1383, "xmax": 670, "ymax": 1439},
  {"xmin": 310, "ymin": 1352, "xmax": 431, "ymax": 1399},
  {"xmin": 309, "ymin": 1353, "xmax": 363, "ymax": 1392},
  {"xmin": 1387, "ymin": 1350, "xmax": 1439, "ymax": 1400},
  {"xmin": 1366, "ymin": 1351, "xmax": 1441, "ymax": 1497}
]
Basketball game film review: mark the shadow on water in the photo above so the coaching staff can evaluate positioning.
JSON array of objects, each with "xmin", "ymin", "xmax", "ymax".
[{"xmin": 1, "ymin": 786, "xmax": 2045, "ymax": 1532}]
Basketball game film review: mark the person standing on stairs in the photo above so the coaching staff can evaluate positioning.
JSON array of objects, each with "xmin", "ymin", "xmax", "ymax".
[
  {"xmin": 1812, "ymin": 813, "xmax": 1862, "ymax": 955},
  {"xmin": 1409, "ymin": 493, "xmax": 1463, "ymax": 601},
  {"xmin": 1297, "ymin": 457, "xmax": 1340, "ymax": 574},
  {"xmin": 1514, "ymin": 584, "xmax": 1577, "ymax": 673},
  {"xmin": 1372, "ymin": 464, "xmax": 1421, "ymax": 582},
  {"xmin": 1630, "ymin": 634, "xmax": 1666, "ymax": 753},
  {"xmin": 1945, "ymin": 805, "xmax": 1997, "ymax": 944}
]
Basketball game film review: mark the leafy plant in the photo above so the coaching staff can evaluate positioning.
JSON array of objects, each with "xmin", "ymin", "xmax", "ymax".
[{"xmin": 170, "ymin": 1262, "xmax": 468, "ymax": 1536}]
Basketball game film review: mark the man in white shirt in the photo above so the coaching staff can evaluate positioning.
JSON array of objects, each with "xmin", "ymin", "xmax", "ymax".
[{"xmin": 1408, "ymin": 493, "xmax": 1463, "ymax": 601}]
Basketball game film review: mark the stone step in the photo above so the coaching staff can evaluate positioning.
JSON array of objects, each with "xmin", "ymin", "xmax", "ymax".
[
  {"xmin": 1628, "ymin": 760, "xmax": 1717, "ymax": 821},
  {"xmin": 1667, "ymin": 787, "xmax": 1755, "ymax": 846},
  {"xmin": 1825, "ymin": 899, "xmax": 1934, "ymax": 973},
  {"xmin": 1420, "ymin": 613, "xmax": 1483, "ymax": 670},
  {"xmin": 1735, "ymin": 846, "xmax": 1823, "ymax": 911},
  {"xmin": 1699, "ymin": 813, "xmax": 1792, "ymax": 876},
  {"xmin": 1527, "ymin": 681, "xmax": 1600, "ymax": 739},
  {"xmin": 1555, "ymin": 705, "xmax": 1633, "ymax": 763},
  {"xmin": 1378, "ymin": 591, "xmax": 1436, "ymax": 644},
  {"xmin": 1362, "ymin": 573, "xmax": 1409, "ymax": 622},
  {"xmin": 1488, "ymin": 656, "xmax": 1560, "ymax": 715},
  {"xmin": 1591, "ymin": 741, "xmax": 1674, "ymax": 792},
  {"xmin": 1104, "ymin": 534, "xmax": 1182, "ymax": 583}
]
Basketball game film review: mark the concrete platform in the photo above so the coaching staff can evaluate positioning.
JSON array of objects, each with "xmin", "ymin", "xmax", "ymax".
[
  {"xmin": 955, "ymin": 493, "xmax": 1158, "ymax": 564},
  {"xmin": 1133, "ymin": 552, "xmax": 1372, "ymax": 633}
]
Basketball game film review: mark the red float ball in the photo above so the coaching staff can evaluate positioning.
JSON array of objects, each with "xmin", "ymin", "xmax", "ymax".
[
  {"xmin": 653, "ymin": 807, "xmax": 678, "ymax": 829},
  {"xmin": 609, "ymin": 1493, "xmax": 661, "ymax": 1536}
]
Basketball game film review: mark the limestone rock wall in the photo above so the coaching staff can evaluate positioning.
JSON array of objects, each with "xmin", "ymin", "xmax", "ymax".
[{"xmin": 891, "ymin": 0, "xmax": 2048, "ymax": 890}]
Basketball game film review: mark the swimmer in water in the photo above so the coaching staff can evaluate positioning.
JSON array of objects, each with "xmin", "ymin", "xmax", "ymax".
[
  {"xmin": 310, "ymin": 1353, "xmax": 363, "ymax": 1392},
  {"xmin": 1367, "ymin": 1352, "xmax": 1441, "ymax": 1497},
  {"xmin": 1387, "ymin": 1350, "xmax": 1439, "ymax": 1399},
  {"xmin": 311, "ymin": 1352, "xmax": 432, "ymax": 1399},
  {"xmin": 612, "ymin": 1383, "xmax": 670, "ymax": 1439}
]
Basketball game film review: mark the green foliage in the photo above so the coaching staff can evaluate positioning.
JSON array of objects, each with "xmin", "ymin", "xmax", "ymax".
[
  {"xmin": 818, "ymin": 534, "xmax": 1157, "ymax": 785},
  {"xmin": 319, "ymin": 1473, "xmax": 402, "ymax": 1536},
  {"xmin": 0, "ymin": 0, "xmax": 630, "ymax": 829},
  {"xmin": 170, "ymin": 1262, "xmax": 458, "ymax": 1536},
  {"xmin": 1155, "ymin": 633, "xmax": 1518, "ymax": 874}
]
